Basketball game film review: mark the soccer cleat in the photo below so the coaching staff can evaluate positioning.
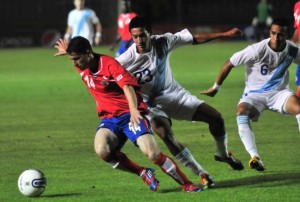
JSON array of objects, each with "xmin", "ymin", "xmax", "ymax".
[
  {"xmin": 248, "ymin": 156, "xmax": 265, "ymax": 171},
  {"xmin": 140, "ymin": 168, "xmax": 159, "ymax": 191},
  {"xmin": 182, "ymin": 183, "xmax": 201, "ymax": 193},
  {"xmin": 200, "ymin": 173, "xmax": 215, "ymax": 189},
  {"xmin": 214, "ymin": 151, "xmax": 244, "ymax": 170}
]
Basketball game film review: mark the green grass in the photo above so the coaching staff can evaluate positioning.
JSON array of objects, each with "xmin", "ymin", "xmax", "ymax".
[{"xmin": 1, "ymin": 42, "xmax": 300, "ymax": 202}]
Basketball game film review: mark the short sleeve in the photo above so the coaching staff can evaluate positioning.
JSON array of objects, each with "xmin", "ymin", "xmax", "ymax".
[{"xmin": 230, "ymin": 45, "xmax": 255, "ymax": 67}]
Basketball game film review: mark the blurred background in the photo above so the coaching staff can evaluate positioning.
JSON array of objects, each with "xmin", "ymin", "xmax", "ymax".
[{"xmin": 0, "ymin": 0, "xmax": 295, "ymax": 47}]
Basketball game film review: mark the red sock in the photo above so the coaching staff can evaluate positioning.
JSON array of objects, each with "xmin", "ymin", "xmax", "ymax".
[
  {"xmin": 102, "ymin": 150, "xmax": 144, "ymax": 175},
  {"xmin": 153, "ymin": 152, "xmax": 191, "ymax": 185}
]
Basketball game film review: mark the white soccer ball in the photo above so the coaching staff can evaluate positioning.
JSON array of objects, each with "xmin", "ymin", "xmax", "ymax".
[{"xmin": 18, "ymin": 169, "xmax": 47, "ymax": 197}]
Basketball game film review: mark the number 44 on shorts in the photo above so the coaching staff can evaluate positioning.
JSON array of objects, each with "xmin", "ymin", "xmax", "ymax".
[{"xmin": 128, "ymin": 122, "xmax": 141, "ymax": 134}]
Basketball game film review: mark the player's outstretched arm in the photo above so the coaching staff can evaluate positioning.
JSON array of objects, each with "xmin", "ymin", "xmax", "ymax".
[
  {"xmin": 123, "ymin": 85, "xmax": 142, "ymax": 127},
  {"xmin": 94, "ymin": 22, "xmax": 102, "ymax": 45},
  {"xmin": 193, "ymin": 28, "xmax": 243, "ymax": 44},
  {"xmin": 54, "ymin": 39, "xmax": 68, "ymax": 57},
  {"xmin": 200, "ymin": 60, "xmax": 234, "ymax": 97}
]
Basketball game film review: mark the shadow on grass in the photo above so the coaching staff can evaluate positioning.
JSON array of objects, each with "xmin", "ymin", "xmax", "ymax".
[
  {"xmin": 215, "ymin": 171, "xmax": 300, "ymax": 189},
  {"xmin": 159, "ymin": 187, "xmax": 184, "ymax": 193},
  {"xmin": 42, "ymin": 193, "xmax": 82, "ymax": 198},
  {"xmin": 158, "ymin": 171, "xmax": 300, "ymax": 193}
]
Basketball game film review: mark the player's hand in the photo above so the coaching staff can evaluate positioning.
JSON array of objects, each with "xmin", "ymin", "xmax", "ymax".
[
  {"xmin": 54, "ymin": 39, "xmax": 68, "ymax": 57},
  {"xmin": 225, "ymin": 28, "xmax": 244, "ymax": 38},
  {"xmin": 130, "ymin": 108, "xmax": 142, "ymax": 128},
  {"xmin": 200, "ymin": 87, "xmax": 218, "ymax": 97}
]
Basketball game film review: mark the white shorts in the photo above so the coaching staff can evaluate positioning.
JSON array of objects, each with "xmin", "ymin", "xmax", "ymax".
[
  {"xmin": 146, "ymin": 85, "xmax": 203, "ymax": 121},
  {"xmin": 238, "ymin": 89, "xmax": 294, "ymax": 121}
]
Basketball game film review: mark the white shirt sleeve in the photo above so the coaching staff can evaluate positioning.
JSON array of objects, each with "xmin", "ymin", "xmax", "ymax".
[
  {"xmin": 90, "ymin": 10, "xmax": 100, "ymax": 24},
  {"xmin": 164, "ymin": 29, "xmax": 194, "ymax": 51},
  {"xmin": 230, "ymin": 45, "xmax": 256, "ymax": 67},
  {"xmin": 67, "ymin": 10, "xmax": 74, "ymax": 27}
]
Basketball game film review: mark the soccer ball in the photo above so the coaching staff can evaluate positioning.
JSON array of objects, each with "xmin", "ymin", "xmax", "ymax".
[{"xmin": 18, "ymin": 169, "xmax": 47, "ymax": 197}]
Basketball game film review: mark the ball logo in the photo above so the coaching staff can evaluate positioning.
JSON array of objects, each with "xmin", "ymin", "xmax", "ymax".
[{"xmin": 32, "ymin": 178, "xmax": 46, "ymax": 188}]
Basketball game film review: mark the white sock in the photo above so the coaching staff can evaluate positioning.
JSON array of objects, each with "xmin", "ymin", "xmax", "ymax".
[
  {"xmin": 214, "ymin": 134, "xmax": 229, "ymax": 158},
  {"xmin": 175, "ymin": 148, "xmax": 206, "ymax": 176},
  {"xmin": 296, "ymin": 114, "xmax": 300, "ymax": 132},
  {"xmin": 237, "ymin": 115, "xmax": 259, "ymax": 158}
]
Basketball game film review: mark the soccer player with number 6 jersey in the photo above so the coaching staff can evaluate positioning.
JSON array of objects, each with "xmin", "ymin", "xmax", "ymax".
[{"xmin": 202, "ymin": 18, "xmax": 300, "ymax": 172}]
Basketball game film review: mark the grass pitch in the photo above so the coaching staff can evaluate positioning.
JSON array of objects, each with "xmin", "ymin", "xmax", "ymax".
[{"xmin": 1, "ymin": 42, "xmax": 300, "ymax": 202}]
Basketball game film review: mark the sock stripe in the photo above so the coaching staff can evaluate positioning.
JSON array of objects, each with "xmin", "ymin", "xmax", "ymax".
[{"xmin": 237, "ymin": 115, "xmax": 249, "ymax": 125}]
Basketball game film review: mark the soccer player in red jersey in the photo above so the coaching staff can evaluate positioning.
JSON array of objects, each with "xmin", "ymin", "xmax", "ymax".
[
  {"xmin": 54, "ymin": 36, "xmax": 201, "ymax": 192},
  {"xmin": 110, "ymin": 0, "xmax": 137, "ymax": 56}
]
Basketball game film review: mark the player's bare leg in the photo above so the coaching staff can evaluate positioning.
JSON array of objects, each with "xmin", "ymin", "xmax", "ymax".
[
  {"xmin": 137, "ymin": 134, "xmax": 201, "ymax": 192},
  {"xmin": 94, "ymin": 128, "xmax": 160, "ymax": 191},
  {"xmin": 284, "ymin": 95, "xmax": 300, "ymax": 132},
  {"xmin": 151, "ymin": 116, "xmax": 214, "ymax": 189},
  {"xmin": 94, "ymin": 128, "xmax": 145, "ymax": 173},
  {"xmin": 193, "ymin": 103, "xmax": 244, "ymax": 170}
]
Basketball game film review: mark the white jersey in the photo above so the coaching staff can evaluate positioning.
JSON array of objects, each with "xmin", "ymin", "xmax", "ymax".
[
  {"xmin": 67, "ymin": 8, "xmax": 100, "ymax": 45},
  {"xmin": 116, "ymin": 29, "xmax": 193, "ymax": 103},
  {"xmin": 230, "ymin": 39, "xmax": 300, "ymax": 94}
]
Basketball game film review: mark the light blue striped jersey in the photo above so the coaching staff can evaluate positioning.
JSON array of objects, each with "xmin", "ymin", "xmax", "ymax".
[
  {"xmin": 230, "ymin": 39, "xmax": 300, "ymax": 94},
  {"xmin": 116, "ymin": 29, "xmax": 193, "ymax": 103},
  {"xmin": 67, "ymin": 8, "xmax": 99, "ymax": 45}
]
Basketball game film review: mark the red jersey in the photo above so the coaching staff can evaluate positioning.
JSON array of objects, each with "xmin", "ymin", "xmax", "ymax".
[
  {"xmin": 75, "ymin": 54, "xmax": 148, "ymax": 118},
  {"xmin": 118, "ymin": 12, "xmax": 137, "ymax": 41},
  {"xmin": 294, "ymin": 1, "xmax": 300, "ymax": 41}
]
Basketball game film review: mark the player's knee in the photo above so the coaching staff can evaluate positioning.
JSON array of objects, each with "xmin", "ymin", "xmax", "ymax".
[
  {"xmin": 151, "ymin": 116, "xmax": 172, "ymax": 139},
  {"xmin": 95, "ymin": 144, "xmax": 110, "ymax": 159},
  {"xmin": 146, "ymin": 150, "xmax": 160, "ymax": 162},
  {"xmin": 291, "ymin": 104, "xmax": 300, "ymax": 115}
]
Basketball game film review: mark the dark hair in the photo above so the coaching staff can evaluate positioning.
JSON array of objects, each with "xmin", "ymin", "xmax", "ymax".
[
  {"xmin": 66, "ymin": 36, "xmax": 92, "ymax": 54},
  {"xmin": 271, "ymin": 18, "xmax": 291, "ymax": 29},
  {"xmin": 129, "ymin": 16, "xmax": 152, "ymax": 34}
]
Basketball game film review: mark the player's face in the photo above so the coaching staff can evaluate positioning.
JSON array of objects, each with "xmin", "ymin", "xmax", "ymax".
[
  {"xmin": 74, "ymin": 0, "xmax": 85, "ymax": 10},
  {"xmin": 68, "ymin": 52, "xmax": 90, "ymax": 70},
  {"xmin": 130, "ymin": 27, "xmax": 151, "ymax": 54},
  {"xmin": 269, "ymin": 24, "xmax": 288, "ymax": 52}
]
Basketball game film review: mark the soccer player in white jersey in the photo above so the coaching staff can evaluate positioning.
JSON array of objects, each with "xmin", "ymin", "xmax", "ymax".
[
  {"xmin": 64, "ymin": 0, "xmax": 102, "ymax": 46},
  {"xmin": 202, "ymin": 18, "xmax": 300, "ymax": 172},
  {"xmin": 116, "ymin": 16, "xmax": 244, "ymax": 189}
]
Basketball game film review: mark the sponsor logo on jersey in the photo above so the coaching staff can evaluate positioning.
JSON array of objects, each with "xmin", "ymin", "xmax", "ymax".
[{"xmin": 117, "ymin": 74, "xmax": 123, "ymax": 81}]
